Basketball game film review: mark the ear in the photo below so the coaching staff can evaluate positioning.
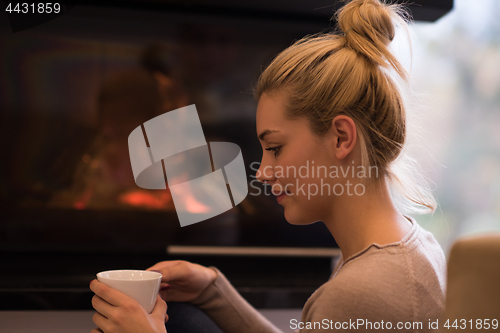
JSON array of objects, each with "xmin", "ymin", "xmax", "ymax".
[{"xmin": 330, "ymin": 115, "xmax": 357, "ymax": 160}]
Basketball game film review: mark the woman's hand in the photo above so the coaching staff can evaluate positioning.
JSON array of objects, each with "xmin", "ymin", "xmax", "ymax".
[
  {"xmin": 89, "ymin": 279, "xmax": 168, "ymax": 333},
  {"xmin": 147, "ymin": 260, "xmax": 217, "ymax": 303}
]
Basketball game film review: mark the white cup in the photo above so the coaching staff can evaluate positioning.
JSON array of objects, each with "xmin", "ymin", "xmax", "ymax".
[{"xmin": 96, "ymin": 270, "xmax": 162, "ymax": 313}]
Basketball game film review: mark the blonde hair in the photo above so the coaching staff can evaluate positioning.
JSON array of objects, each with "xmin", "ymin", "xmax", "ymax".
[{"xmin": 255, "ymin": 0, "xmax": 436, "ymax": 213}]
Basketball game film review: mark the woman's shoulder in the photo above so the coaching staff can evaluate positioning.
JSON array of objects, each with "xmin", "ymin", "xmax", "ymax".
[
  {"xmin": 340, "ymin": 219, "xmax": 446, "ymax": 279},
  {"xmin": 339, "ymin": 221, "xmax": 446, "ymax": 290},
  {"xmin": 301, "ymin": 222, "xmax": 446, "ymax": 326}
]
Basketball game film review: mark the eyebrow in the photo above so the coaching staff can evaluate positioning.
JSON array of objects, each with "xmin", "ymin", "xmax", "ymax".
[{"xmin": 258, "ymin": 129, "xmax": 280, "ymax": 141}]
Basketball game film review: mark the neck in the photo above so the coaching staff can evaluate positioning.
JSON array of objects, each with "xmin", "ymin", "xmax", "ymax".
[{"xmin": 323, "ymin": 177, "xmax": 412, "ymax": 261}]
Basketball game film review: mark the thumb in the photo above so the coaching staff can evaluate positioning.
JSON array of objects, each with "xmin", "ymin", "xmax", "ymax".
[{"xmin": 147, "ymin": 261, "xmax": 190, "ymax": 283}]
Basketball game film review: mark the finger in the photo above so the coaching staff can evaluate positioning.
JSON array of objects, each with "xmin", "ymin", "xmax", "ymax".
[
  {"xmin": 92, "ymin": 312, "xmax": 109, "ymax": 332},
  {"xmin": 146, "ymin": 261, "xmax": 169, "ymax": 272},
  {"xmin": 90, "ymin": 279, "xmax": 135, "ymax": 307},
  {"xmin": 147, "ymin": 260, "xmax": 191, "ymax": 282},
  {"xmin": 159, "ymin": 288, "xmax": 184, "ymax": 302},
  {"xmin": 151, "ymin": 295, "xmax": 168, "ymax": 320},
  {"xmin": 91, "ymin": 295, "xmax": 113, "ymax": 318},
  {"xmin": 90, "ymin": 329, "xmax": 104, "ymax": 333},
  {"xmin": 146, "ymin": 260, "xmax": 175, "ymax": 271},
  {"xmin": 160, "ymin": 283, "xmax": 171, "ymax": 291},
  {"xmin": 159, "ymin": 289, "xmax": 168, "ymax": 301}
]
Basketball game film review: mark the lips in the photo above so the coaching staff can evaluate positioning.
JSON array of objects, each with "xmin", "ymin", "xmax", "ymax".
[
  {"xmin": 276, "ymin": 193, "xmax": 287, "ymax": 204},
  {"xmin": 272, "ymin": 189, "xmax": 291, "ymax": 204}
]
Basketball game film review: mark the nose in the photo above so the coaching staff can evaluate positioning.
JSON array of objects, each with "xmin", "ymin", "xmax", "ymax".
[{"xmin": 256, "ymin": 157, "xmax": 276, "ymax": 184}]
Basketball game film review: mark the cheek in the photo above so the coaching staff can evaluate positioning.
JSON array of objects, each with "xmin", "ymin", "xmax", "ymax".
[
  {"xmin": 295, "ymin": 180, "xmax": 331, "ymax": 205},
  {"xmin": 283, "ymin": 181, "xmax": 332, "ymax": 224}
]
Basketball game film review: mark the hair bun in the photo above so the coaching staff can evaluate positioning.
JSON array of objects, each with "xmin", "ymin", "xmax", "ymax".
[{"xmin": 337, "ymin": 0, "xmax": 407, "ymax": 78}]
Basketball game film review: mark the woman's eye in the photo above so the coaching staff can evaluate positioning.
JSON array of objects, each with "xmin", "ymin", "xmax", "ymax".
[{"xmin": 265, "ymin": 146, "xmax": 282, "ymax": 157}]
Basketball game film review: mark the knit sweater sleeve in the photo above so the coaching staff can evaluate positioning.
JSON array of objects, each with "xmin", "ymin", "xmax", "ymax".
[{"xmin": 191, "ymin": 267, "xmax": 283, "ymax": 333}]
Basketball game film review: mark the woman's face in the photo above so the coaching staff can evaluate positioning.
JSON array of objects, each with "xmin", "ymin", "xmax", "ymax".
[{"xmin": 256, "ymin": 92, "xmax": 340, "ymax": 225}]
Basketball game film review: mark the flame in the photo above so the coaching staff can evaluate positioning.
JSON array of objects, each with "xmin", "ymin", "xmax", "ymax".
[
  {"xmin": 119, "ymin": 190, "xmax": 172, "ymax": 210},
  {"xmin": 169, "ymin": 172, "xmax": 212, "ymax": 214},
  {"xmin": 182, "ymin": 191, "xmax": 211, "ymax": 214}
]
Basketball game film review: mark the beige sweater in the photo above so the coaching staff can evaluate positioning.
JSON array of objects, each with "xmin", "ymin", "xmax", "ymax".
[{"xmin": 192, "ymin": 218, "xmax": 447, "ymax": 333}]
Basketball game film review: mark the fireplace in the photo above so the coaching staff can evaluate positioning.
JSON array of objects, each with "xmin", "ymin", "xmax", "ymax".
[{"xmin": 0, "ymin": 0, "xmax": 452, "ymax": 310}]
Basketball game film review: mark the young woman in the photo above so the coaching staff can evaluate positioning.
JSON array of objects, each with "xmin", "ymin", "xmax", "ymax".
[{"xmin": 90, "ymin": 0, "xmax": 446, "ymax": 332}]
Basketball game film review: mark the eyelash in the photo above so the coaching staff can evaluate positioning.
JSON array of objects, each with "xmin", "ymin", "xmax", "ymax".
[{"xmin": 265, "ymin": 146, "xmax": 282, "ymax": 157}]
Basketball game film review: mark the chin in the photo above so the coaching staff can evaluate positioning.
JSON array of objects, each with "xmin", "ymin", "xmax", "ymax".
[{"xmin": 283, "ymin": 208, "xmax": 317, "ymax": 226}]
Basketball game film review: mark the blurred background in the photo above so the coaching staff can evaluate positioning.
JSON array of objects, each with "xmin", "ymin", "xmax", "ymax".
[
  {"xmin": 398, "ymin": 0, "xmax": 500, "ymax": 252},
  {"xmin": 1, "ymin": 0, "xmax": 498, "ymax": 312}
]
